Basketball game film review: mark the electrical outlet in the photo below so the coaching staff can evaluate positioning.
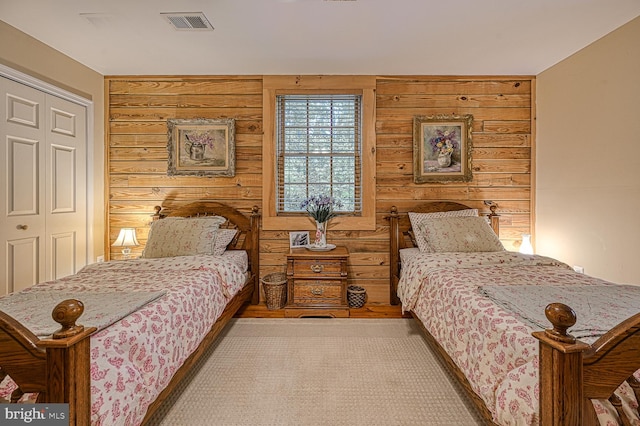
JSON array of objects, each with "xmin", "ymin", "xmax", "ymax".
[
  {"xmin": 573, "ymin": 265, "xmax": 584, "ymax": 274},
  {"xmin": 97, "ymin": 255, "xmax": 105, "ymax": 263}
]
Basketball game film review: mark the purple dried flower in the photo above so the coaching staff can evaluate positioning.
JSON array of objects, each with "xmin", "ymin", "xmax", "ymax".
[{"xmin": 299, "ymin": 195, "xmax": 342, "ymax": 223}]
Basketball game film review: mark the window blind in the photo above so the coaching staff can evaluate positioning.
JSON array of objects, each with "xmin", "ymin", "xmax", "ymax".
[{"xmin": 276, "ymin": 94, "xmax": 362, "ymax": 215}]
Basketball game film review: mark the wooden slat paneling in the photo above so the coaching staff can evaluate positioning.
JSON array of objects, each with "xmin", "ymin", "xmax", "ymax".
[
  {"xmin": 107, "ymin": 75, "xmax": 534, "ymax": 306},
  {"xmin": 374, "ymin": 75, "xmax": 534, "ymax": 298}
]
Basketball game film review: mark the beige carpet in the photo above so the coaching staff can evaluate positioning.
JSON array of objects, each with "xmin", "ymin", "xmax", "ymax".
[{"xmin": 146, "ymin": 318, "xmax": 484, "ymax": 426}]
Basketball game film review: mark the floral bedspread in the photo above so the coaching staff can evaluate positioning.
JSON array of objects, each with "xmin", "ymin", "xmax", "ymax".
[
  {"xmin": 0, "ymin": 254, "xmax": 248, "ymax": 425},
  {"xmin": 398, "ymin": 251, "xmax": 640, "ymax": 425}
]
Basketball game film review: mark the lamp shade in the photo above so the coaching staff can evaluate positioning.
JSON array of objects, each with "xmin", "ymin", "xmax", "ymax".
[
  {"xmin": 112, "ymin": 228, "xmax": 139, "ymax": 247},
  {"xmin": 519, "ymin": 233, "xmax": 534, "ymax": 255}
]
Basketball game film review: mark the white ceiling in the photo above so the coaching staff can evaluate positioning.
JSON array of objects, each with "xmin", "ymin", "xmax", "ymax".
[{"xmin": 1, "ymin": 0, "xmax": 639, "ymax": 76}]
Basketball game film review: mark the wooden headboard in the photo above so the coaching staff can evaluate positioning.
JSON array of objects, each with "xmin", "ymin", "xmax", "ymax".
[
  {"xmin": 153, "ymin": 201, "xmax": 260, "ymax": 305},
  {"xmin": 387, "ymin": 202, "xmax": 499, "ymax": 305}
]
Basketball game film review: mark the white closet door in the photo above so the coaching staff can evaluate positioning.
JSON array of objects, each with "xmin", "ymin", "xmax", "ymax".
[
  {"xmin": 0, "ymin": 76, "xmax": 88, "ymax": 295},
  {"xmin": 0, "ymin": 77, "xmax": 46, "ymax": 294},
  {"xmin": 45, "ymin": 95, "xmax": 87, "ymax": 281}
]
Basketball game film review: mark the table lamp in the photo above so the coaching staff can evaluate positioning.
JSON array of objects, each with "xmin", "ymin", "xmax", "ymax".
[
  {"xmin": 519, "ymin": 233, "xmax": 534, "ymax": 255},
  {"xmin": 112, "ymin": 228, "xmax": 139, "ymax": 259}
]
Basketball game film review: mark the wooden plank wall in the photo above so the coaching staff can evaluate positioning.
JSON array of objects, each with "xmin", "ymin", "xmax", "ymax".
[{"xmin": 106, "ymin": 75, "xmax": 533, "ymax": 305}]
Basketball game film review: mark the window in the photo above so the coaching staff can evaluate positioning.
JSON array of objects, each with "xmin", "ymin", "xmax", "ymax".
[
  {"xmin": 276, "ymin": 94, "xmax": 361, "ymax": 215},
  {"xmin": 262, "ymin": 75, "xmax": 376, "ymax": 230}
]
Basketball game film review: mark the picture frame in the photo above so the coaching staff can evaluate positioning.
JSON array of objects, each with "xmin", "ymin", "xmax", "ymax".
[
  {"xmin": 167, "ymin": 118, "xmax": 235, "ymax": 176},
  {"xmin": 413, "ymin": 114, "xmax": 473, "ymax": 183},
  {"xmin": 289, "ymin": 231, "xmax": 310, "ymax": 248}
]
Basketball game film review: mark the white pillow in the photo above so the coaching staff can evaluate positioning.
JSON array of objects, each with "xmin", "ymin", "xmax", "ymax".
[
  {"xmin": 142, "ymin": 216, "xmax": 226, "ymax": 258},
  {"xmin": 419, "ymin": 216, "xmax": 504, "ymax": 253},
  {"xmin": 408, "ymin": 209, "xmax": 478, "ymax": 252},
  {"xmin": 213, "ymin": 229, "xmax": 238, "ymax": 256}
]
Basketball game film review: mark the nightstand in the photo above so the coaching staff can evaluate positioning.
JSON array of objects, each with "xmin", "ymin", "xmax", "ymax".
[{"xmin": 285, "ymin": 246, "xmax": 350, "ymax": 318}]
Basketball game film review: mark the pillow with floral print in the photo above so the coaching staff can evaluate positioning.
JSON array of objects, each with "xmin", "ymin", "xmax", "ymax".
[
  {"xmin": 419, "ymin": 216, "xmax": 504, "ymax": 253},
  {"xmin": 409, "ymin": 209, "xmax": 478, "ymax": 252},
  {"xmin": 212, "ymin": 229, "xmax": 238, "ymax": 256},
  {"xmin": 142, "ymin": 216, "xmax": 226, "ymax": 258}
]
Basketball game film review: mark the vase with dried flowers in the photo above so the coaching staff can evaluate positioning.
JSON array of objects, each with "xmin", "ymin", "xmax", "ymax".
[
  {"xmin": 299, "ymin": 195, "xmax": 342, "ymax": 247},
  {"xmin": 184, "ymin": 131, "xmax": 215, "ymax": 161},
  {"xmin": 429, "ymin": 129, "xmax": 458, "ymax": 168}
]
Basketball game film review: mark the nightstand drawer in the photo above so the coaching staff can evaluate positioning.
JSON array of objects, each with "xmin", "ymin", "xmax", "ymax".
[
  {"xmin": 293, "ymin": 280, "xmax": 342, "ymax": 304},
  {"xmin": 292, "ymin": 259, "xmax": 343, "ymax": 277},
  {"xmin": 286, "ymin": 246, "xmax": 350, "ymax": 315}
]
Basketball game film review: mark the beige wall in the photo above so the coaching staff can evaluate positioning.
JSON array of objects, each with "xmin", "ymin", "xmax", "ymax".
[
  {"xmin": 0, "ymin": 20, "xmax": 105, "ymax": 261},
  {"xmin": 536, "ymin": 16, "xmax": 640, "ymax": 284}
]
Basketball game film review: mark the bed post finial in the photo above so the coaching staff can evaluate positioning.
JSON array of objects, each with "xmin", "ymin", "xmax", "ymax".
[
  {"xmin": 51, "ymin": 299, "xmax": 86, "ymax": 339},
  {"xmin": 543, "ymin": 303, "xmax": 577, "ymax": 344},
  {"xmin": 485, "ymin": 203, "xmax": 500, "ymax": 236},
  {"xmin": 152, "ymin": 206, "xmax": 165, "ymax": 221}
]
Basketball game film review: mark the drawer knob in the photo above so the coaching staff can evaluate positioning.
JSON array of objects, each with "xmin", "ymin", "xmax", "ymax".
[
  {"xmin": 17, "ymin": 224, "xmax": 28, "ymax": 230},
  {"xmin": 310, "ymin": 264, "xmax": 324, "ymax": 273},
  {"xmin": 311, "ymin": 288, "xmax": 323, "ymax": 295}
]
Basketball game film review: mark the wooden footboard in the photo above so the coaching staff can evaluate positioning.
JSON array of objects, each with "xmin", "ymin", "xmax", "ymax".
[
  {"xmin": 0, "ymin": 284, "xmax": 254, "ymax": 426},
  {"xmin": 0, "ymin": 299, "xmax": 96, "ymax": 425},
  {"xmin": 534, "ymin": 303, "xmax": 640, "ymax": 426}
]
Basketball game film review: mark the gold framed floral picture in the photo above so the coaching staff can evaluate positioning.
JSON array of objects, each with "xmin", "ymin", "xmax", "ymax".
[
  {"xmin": 413, "ymin": 114, "xmax": 473, "ymax": 183},
  {"xmin": 167, "ymin": 118, "xmax": 235, "ymax": 176}
]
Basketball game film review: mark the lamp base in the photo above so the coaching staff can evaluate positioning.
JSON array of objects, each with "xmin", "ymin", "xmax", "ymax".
[{"xmin": 122, "ymin": 247, "xmax": 132, "ymax": 259}]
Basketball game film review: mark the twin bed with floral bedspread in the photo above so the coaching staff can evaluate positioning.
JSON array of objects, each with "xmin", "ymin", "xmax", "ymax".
[
  {"xmin": 0, "ymin": 202, "xmax": 260, "ymax": 425},
  {"xmin": 388, "ymin": 202, "xmax": 640, "ymax": 426}
]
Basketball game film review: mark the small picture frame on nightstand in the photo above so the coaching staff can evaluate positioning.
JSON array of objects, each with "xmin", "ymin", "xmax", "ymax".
[{"xmin": 289, "ymin": 231, "xmax": 309, "ymax": 248}]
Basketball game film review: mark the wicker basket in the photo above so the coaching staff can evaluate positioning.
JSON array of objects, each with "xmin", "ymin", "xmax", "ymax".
[
  {"xmin": 261, "ymin": 272, "xmax": 287, "ymax": 310},
  {"xmin": 347, "ymin": 285, "xmax": 366, "ymax": 308}
]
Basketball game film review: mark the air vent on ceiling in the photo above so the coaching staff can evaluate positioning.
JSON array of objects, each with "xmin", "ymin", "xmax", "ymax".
[{"xmin": 161, "ymin": 12, "xmax": 214, "ymax": 31}]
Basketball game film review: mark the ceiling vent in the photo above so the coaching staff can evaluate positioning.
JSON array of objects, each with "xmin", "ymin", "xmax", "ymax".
[{"xmin": 161, "ymin": 12, "xmax": 214, "ymax": 31}]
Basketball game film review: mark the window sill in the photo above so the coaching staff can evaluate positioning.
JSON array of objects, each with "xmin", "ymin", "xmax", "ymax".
[{"xmin": 262, "ymin": 215, "xmax": 376, "ymax": 231}]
